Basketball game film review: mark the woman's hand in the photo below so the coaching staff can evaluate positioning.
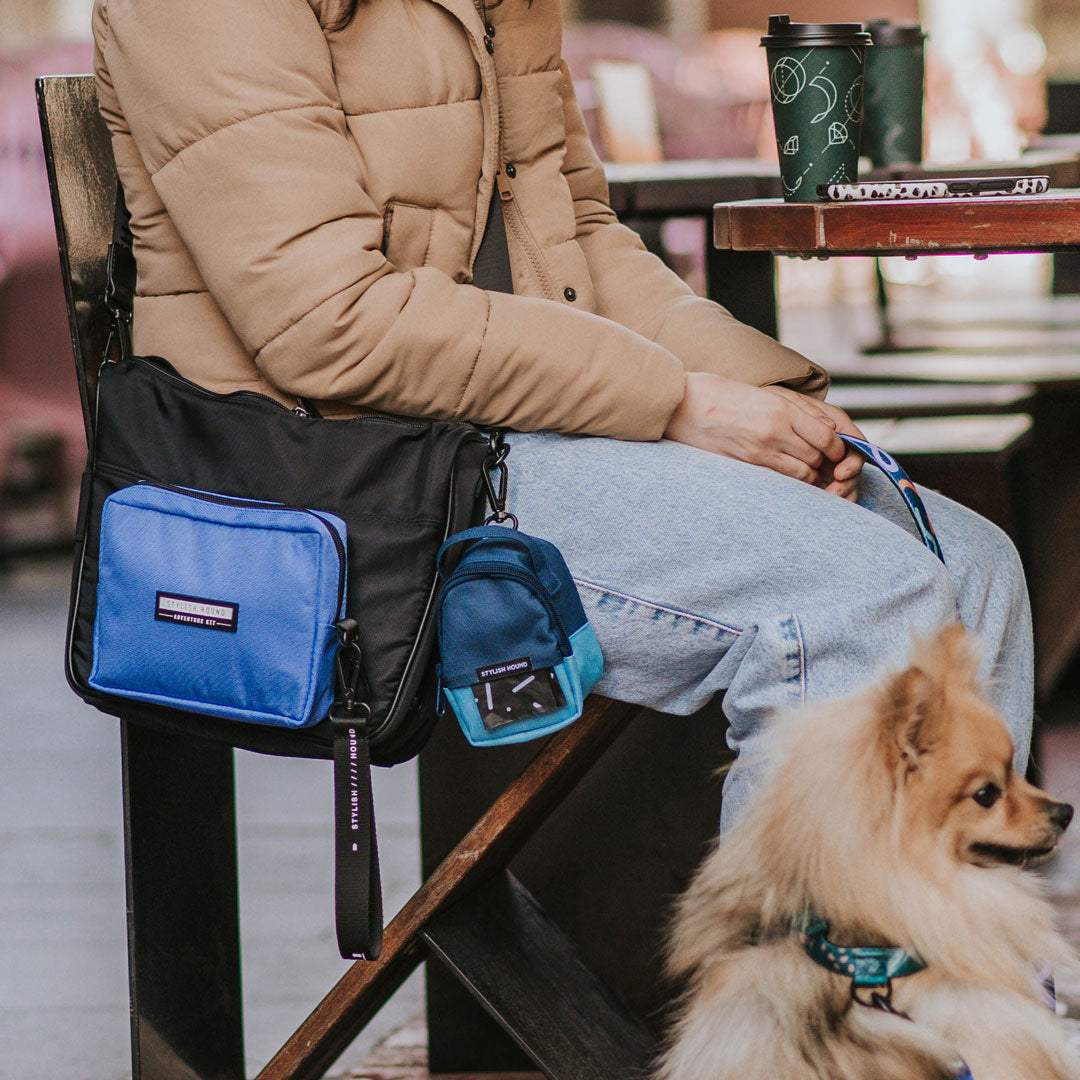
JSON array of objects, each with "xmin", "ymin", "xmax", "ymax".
[
  {"xmin": 763, "ymin": 385, "xmax": 866, "ymax": 501},
  {"xmin": 664, "ymin": 373, "xmax": 849, "ymax": 488}
]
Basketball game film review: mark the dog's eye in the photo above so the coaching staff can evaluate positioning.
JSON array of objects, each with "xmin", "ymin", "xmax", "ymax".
[{"xmin": 973, "ymin": 783, "xmax": 1002, "ymax": 808}]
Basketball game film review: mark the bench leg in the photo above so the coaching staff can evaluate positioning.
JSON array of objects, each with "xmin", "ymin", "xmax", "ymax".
[
  {"xmin": 423, "ymin": 872, "xmax": 657, "ymax": 1080},
  {"xmin": 254, "ymin": 697, "xmax": 636, "ymax": 1080},
  {"xmin": 705, "ymin": 243, "xmax": 779, "ymax": 339},
  {"xmin": 122, "ymin": 721, "xmax": 245, "ymax": 1080},
  {"xmin": 422, "ymin": 700, "xmax": 730, "ymax": 1073}
]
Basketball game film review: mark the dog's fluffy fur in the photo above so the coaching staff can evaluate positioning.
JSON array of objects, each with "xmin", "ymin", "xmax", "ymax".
[{"xmin": 661, "ymin": 624, "xmax": 1079, "ymax": 1080}]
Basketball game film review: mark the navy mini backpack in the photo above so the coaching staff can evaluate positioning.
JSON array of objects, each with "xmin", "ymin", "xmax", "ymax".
[{"xmin": 436, "ymin": 526, "xmax": 603, "ymax": 746}]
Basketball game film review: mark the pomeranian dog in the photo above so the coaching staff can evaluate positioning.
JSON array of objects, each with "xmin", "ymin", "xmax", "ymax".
[{"xmin": 661, "ymin": 624, "xmax": 1078, "ymax": 1080}]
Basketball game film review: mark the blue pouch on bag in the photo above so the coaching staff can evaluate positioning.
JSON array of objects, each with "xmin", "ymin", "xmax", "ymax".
[
  {"xmin": 435, "ymin": 525, "xmax": 603, "ymax": 747},
  {"xmin": 88, "ymin": 483, "xmax": 348, "ymax": 728}
]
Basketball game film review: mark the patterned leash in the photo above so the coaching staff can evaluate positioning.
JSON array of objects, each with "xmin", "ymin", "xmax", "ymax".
[
  {"xmin": 839, "ymin": 434, "xmax": 945, "ymax": 564},
  {"xmin": 832, "ymin": 438, "xmax": 971, "ymax": 1079}
]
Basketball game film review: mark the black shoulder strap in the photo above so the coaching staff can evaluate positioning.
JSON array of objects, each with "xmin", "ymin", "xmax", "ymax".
[{"xmin": 106, "ymin": 182, "xmax": 136, "ymax": 361}]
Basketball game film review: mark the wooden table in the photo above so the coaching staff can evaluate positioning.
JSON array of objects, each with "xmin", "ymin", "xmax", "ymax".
[
  {"xmin": 710, "ymin": 188, "xmax": 1080, "ymax": 338},
  {"xmin": 714, "ymin": 188, "xmax": 1080, "ymax": 261},
  {"xmin": 604, "ymin": 152, "xmax": 1080, "ymax": 335},
  {"xmin": 605, "ymin": 150, "xmax": 1080, "ymax": 218}
]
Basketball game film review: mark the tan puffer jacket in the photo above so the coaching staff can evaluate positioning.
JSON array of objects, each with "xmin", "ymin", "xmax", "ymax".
[{"xmin": 91, "ymin": 0, "xmax": 827, "ymax": 440}]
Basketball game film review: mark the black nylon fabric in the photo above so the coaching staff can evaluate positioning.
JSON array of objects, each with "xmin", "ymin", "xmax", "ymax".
[
  {"xmin": 66, "ymin": 184, "xmax": 509, "ymax": 958},
  {"xmin": 67, "ymin": 355, "xmax": 488, "ymax": 765}
]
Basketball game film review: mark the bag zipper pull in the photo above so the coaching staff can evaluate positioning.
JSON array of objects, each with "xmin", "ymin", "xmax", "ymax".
[{"xmin": 435, "ymin": 665, "xmax": 447, "ymax": 718}]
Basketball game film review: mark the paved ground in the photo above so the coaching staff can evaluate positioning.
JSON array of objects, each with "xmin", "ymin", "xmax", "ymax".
[
  {"xmin": 7, "ymin": 557, "xmax": 1080, "ymax": 1079},
  {"xmin": 0, "ymin": 560, "xmax": 423, "ymax": 1080}
]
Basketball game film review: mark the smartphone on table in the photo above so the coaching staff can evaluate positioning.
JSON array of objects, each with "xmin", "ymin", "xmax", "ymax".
[{"xmin": 817, "ymin": 175, "xmax": 1050, "ymax": 201}]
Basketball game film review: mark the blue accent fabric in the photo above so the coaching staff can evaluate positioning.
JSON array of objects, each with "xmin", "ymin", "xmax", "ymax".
[
  {"xmin": 437, "ymin": 525, "xmax": 589, "ymax": 688},
  {"xmin": 447, "ymin": 624, "xmax": 603, "ymax": 746},
  {"xmin": 89, "ymin": 484, "xmax": 346, "ymax": 728}
]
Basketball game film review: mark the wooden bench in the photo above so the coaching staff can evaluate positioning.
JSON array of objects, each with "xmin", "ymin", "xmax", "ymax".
[
  {"xmin": 854, "ymin": 414, "xmax": 1034, "ymax": 537},
  {"xmin": 38, "ymin": 74, "xmax": 664, "ymax": 1080},
  {"xmin": 827, "ymin": 381, "xmax": 1036, "ymax": 419}
]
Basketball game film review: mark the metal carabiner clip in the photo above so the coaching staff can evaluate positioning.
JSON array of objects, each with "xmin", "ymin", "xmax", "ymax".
[
  {"xmin": 330, "ymin": 618, "xmax": 372, "ymax": 725},
  {"xmin": 482, "ymin": 431, "xmax": 518, "ymax": 529}
]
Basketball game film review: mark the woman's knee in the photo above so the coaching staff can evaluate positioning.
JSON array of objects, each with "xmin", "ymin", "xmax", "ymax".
[{"xmin": 925, "ymin": 493, "xmax": 1027, "ymax": 613}]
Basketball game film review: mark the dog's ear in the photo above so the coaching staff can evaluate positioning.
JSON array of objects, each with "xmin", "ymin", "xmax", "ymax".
[
  {"xmin": 885, "ymin": 665, "xmax": 935, "ymax": 771},
  {"xmin": 923, "ymin": 622, "xmax": 980, "ymax": 684}
]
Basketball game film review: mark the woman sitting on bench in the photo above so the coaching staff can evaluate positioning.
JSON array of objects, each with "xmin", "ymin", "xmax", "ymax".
[{"xmin": 90, "ymin": 0, "xmax": 1032, "ymax": 823}]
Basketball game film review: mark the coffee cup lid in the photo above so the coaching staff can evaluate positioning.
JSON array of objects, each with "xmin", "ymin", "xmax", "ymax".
[
  {"xmin": 865, "ymin": 19, "xmax": 926, "ymax": 45},
  {"xmin": 761, "ymin": 14, "xmax": 872, "ymax": 48}
]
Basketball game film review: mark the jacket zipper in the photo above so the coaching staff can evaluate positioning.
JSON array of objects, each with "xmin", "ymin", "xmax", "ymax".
[
  {"xmin": 497, "ymin": 177, "xmax": 559, "ymax": 302},
  {"xmin": 144, "ymin": 481, "xmax": 348, "ymax": 617},
  {"xmin": 468, "ymin": 0, "xmax": 559, "ymax": 301},
  {"xmin": 439, "ymin": 561, "xmax": 572, "ymax": 657}
]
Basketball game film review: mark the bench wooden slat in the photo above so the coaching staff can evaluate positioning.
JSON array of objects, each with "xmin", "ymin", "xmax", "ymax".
[{"xmin": 857, "ymin": 414, "xmax": 1034, "ymax": 456}]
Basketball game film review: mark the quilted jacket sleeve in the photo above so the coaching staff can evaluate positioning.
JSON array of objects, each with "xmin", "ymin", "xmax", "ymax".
[
  {"xmin": 93, "ymin": 0, "xmax": 687, "ymax": 441},
  {"xmin": 557, "ymin": 63, "xmax": 829, "ymax": 398}
]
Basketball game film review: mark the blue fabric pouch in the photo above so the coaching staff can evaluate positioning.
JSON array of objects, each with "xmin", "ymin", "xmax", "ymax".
[
  {"xmin": 88, "ymin": 483, "xmax": 348, "ymax": 729},
  {"xmin": 436, "ymin": 525, "xmax": 603, "ymax": 746}
]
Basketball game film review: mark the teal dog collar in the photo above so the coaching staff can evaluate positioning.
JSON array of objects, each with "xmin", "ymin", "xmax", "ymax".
[
  {"xmin": 799, "ymin": 918, "xmax": 926, "ymax": 988},
  {"xmin": 798, "ymin": 919, "xmax": 970, "ymax": 1078}
]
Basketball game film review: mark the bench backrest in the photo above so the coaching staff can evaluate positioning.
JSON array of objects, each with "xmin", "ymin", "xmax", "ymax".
[{"xmin": 36, "ymin": 73, "xmax": 116, "ymax": 438}]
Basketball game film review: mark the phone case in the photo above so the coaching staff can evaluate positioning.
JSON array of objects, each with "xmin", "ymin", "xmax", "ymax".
[{"xmin": 817, "ymin": 176, "xmax": 1050, "ymax": 202}]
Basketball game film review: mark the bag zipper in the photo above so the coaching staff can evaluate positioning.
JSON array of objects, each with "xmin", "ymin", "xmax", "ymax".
[
  {"xmin": 134, "ymin": 356, "xmax": 431, "ymax": 430},
  {"xmin": 439, "ymin": 561, "xmax": 572, "ymax": 659},
  {"xmin": 141, "ymin": 482, "xmax": 348, "ymax": 617}
]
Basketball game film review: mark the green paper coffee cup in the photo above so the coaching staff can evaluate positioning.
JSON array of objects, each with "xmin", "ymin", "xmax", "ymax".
[
  {"xmin": 762, "ymin": 14, "xmax": 871, "ymax": 203},
  {"xmin": 863, "ymin": 21, "xmax": 926, "ymax": 167}
]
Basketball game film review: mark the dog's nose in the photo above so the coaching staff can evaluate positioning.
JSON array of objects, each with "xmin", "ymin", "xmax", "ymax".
[{"xmin": 1050, "ymin": 802, "xmax": 1074, "ymax": 832}]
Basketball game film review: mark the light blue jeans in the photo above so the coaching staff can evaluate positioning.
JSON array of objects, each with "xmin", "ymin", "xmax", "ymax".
[{"xmin": 504, "ymin": 432, "xmax": 1033, "ymax": 829}]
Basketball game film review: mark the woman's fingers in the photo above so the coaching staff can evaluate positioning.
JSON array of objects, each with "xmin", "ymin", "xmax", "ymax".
[
  {"xmin": 832, "ymin": 447, "xmax": 864, "ymax": 481},
  {"xmin": 664, "ymin": 376, "xmax": 865, "ymax": 491},
  {"xmin": 785, "ymin": 405, "xmax": 847, "ymax": 463},
  {"xmin": 826, "ymin": 476, "xmax": 859, "ymax": 501},
  {"xmin": 766, "ymin": 452, "xmax": 821, "ymax": 485}
]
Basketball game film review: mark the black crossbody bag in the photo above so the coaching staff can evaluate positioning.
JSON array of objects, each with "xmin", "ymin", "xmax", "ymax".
[{"xmin": 67, "ymin": 188, "xmax": 514, "ymax": 958}]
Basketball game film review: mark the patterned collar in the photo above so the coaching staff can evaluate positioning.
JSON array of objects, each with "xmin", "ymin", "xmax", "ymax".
[
  {"xmin": 795, "ymin": 917, "xmax": 972, "ymax": 1078},
  {"xmin": 798, "ymin": 917, "xmax": 927, "ymax": 988}
]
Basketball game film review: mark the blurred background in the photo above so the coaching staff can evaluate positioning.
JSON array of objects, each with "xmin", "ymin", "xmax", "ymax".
[
  {"xmin": 0, "ymin": 0, "xmax": 1070, "ymax": 557},
  {"xmin": 9, "ymin": 0, "xmax": 1080, "ymax": 1077},
  {"xmin": 0, "ymin": 0, "xmax": 1071, "ymax": 558}
]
